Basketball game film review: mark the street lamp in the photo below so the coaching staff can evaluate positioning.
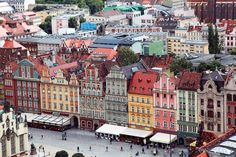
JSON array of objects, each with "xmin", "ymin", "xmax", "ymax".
[{"xmin": 170, "ymin": 116, "xmax": 172, "ymax": 157}]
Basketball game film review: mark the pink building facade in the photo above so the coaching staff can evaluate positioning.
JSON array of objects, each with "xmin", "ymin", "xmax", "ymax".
[{"xmin": 153, "ymin": 72, "xmax": 177, "ymax": 134}]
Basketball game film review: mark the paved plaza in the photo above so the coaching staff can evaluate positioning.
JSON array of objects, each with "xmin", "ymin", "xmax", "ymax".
[{"xmin": 29, "ymin": 128, "xmax": 188, "ymax": 157}]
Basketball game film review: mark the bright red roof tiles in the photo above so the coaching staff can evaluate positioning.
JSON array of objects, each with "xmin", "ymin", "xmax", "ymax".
[
  {"xmin": 197, "ymin": 152, "xmax": 208, "ymax": 157},
  {"xmin": 177, "ymin": 71, "xmax": 202, "ymax": 91},
  {"xmin": 2, "ymin": 39, "xmax": 26, "ymax": 50},
  {"xmin": 49, "ymin": 61, "xmax": 78, "ymax": 77},
  {"xmin": 91, "ymin": 48, "xmax": 118, "ymax": 60},
  {"xmin": 128, "ymin": 71, "xmax": 159, "ymax": 95}
]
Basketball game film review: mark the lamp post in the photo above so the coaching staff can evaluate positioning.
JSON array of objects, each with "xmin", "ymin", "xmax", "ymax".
[{"xmin": 169, "ymin": 116, "xmax": 172, "ymax": 157}]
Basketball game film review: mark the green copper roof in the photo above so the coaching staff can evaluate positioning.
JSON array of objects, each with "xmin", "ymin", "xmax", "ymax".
[{"xmin": 104, "ymin": 5, "xmax": 146, "ymax": 12}]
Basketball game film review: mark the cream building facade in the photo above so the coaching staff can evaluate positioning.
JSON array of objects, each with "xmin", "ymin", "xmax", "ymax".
[
  {"xmin": 167, "ymin": 37, "xmax": 209, "ymax": 54},
  {"xmin": 0, "ymin": 104, "xmax": 28, "ymax": 157}
]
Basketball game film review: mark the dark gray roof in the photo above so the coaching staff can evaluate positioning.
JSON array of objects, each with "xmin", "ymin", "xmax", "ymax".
[
  {"xmin": 121, "ymin": 60, "xmax": 149, "ymax": 80},
  {"xmin": 201, "ymin": 71, "xmax": 225, "ymax": 92},
  {"xmin": 90, "ymin": 43, "xmax": 117, "ymax": 49}
]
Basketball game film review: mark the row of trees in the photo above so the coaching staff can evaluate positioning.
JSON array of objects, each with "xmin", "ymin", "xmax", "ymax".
[{"xmin": 35, "ymin": 0, "xmax": 104, "ymax": 14}]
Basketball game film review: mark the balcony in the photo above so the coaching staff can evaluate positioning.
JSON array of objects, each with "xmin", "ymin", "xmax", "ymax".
[{"xmin": 227, "ymin": 112, "xmax": 236, "ymax": 118}]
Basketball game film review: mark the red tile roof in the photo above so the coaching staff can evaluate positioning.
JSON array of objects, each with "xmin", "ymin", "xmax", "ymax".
[
  {"xmin": 28, "ymin": 56, "xmax": 48, "ymax": 76},
  {"xmin": 49, "ymin": 61, "xmax": 78, "ymax": 77},
  {"xmin": 197, "ymin": 152, "xmax": 208, "ymax": 157},
  {"xmin": 2, "ymin": 39, "xmax": 26, "ymax": 50},
  {"xmin": 65, "ymin": 39, "xmax": 93, "ymax": 48},
  {"xmin": 95, "ymin": 10, "xmax": 123, "ymax": 17},
  {"xmin": 128, "ymin": 71, "xmax": 159, "ymax": 95},
  {"xmin": 140, "ymin": 55, "xmax": 173, "ymax": 69},
  {"xmin": 90, "ymin": 48, "xmax": 118, "ymax": 60},
  {"xmin": 177, "ymin": 71, "xmax": 202, "ymax": 91}
]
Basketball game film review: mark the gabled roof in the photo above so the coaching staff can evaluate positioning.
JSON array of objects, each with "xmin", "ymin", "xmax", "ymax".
[
  {"xmin": 128, "ymin": 71, "xmax": 159, "ymax": 95},
  {"xmin": 177, "ymin": 71, "xmax": 202, "ymax": 91},
  {"xmin": 49, "ymin": 61, "xmax": 78, "ymax": 77},
  {"xmin": 95, "ymin": 10, "xmax": 123, "ymax": 18},
  {"xmin": 1, "ymin": 39, "xmax": 26, "ymax": 50}
]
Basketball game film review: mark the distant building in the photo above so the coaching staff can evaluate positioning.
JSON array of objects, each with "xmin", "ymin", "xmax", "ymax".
[
  {"xmin": 0, "ymin": 2, "xmax": 14, "ymax": 14},
  {"xmin": 225, "ymin": 27, "xmax": 236, "ymax": 53},
  {"xmin": 0, "ymin": 103, "xmax": 29, "ymax": 157},
  {"xmin": 187, "ymin": 0, "xmax": 236, "ymax": 23},
  {"xmin": 167, "ymin": 37, "xmax": 209, "ymax": 54},
  {"xmin": 105, "ymin": 25, "xmax": 162, "ymax": 34},
  {"xmin": 142, "ymin": 40, "xmax": 165, "ymax": 56},
  {"xmin": 6, "ymin": 0, "xmax": 35, "ymax": 12}
]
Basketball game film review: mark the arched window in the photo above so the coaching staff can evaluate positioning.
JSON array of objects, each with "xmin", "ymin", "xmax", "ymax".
[
  {"xmin": 227, "ymin": 94, "xmax": 232, "ymax": 101},
  {"xmin": 207, "ymin": 99, "xmax": 214, "ymax": 109}
]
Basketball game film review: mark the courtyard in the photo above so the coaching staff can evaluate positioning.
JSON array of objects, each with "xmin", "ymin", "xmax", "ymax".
[{"xmin": 29, "ymin": 128, "xmax": 188, "ymax": 157}]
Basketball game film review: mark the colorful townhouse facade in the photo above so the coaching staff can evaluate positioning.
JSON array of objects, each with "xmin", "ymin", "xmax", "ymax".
[
  {"xmin": 79, "ymin": 62, "xmax": 111, "ymax": 131},
  {"xmin": 224, "ymin": 68, "xmax": 236, "ymax": 129},
  {"xmin": 198, "ymin": 71, "xmax": 227, "ymax": 134},
  {"xmin": 176, "ymin": 71, "xmax": 202, "ymax": 145},
  {"xmin": 3, "ymin": 59, "xmax": 41, "ymax": 113},
  {"xmin": 153, "ymin": 72, "xmax": 177, "ymax": 134},
  {"xmin": 128, "ymin": 71, "xmax": 158, "ymax": 131},
  {"xmin": 105, "ymin": 65, "xmax": 128, "ymax": 126},
  {"xmin": 40, "ymin": 68, "xmax": 79, "ymax": 126}
]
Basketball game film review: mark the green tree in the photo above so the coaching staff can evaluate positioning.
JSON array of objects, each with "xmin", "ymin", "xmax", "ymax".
[
  {"xmin": 79, "ymin": 17, "xmax": 86, "ymax": 24},
  {"xmin": 197, "ymin": 60, "xmax": 224, "ymax": 72},
  {"xmin": 55, "ymin": 150, "xmax": 68, "ymax": 157},
  {"xmin": 117, "ymin": 47, "xmax": 139, "ymax": 66},
  {"xmin": 32, "ymin": 5, "xmax": 47, "ymax": 11},
  {"xmin": 214, "ymin": 26, "xmax": 221, "ymax": 54},
  {"xmin": 230, "ymin": 48, "xmax": 236, "ymax": 55},
  {"xmin": 72, "ymin": 153, "xmax": 85, "ymax": 157},
  {"xmin": 39, "ymin": 16, "xmax": 52, "ymax": 34},
  {"xmin": 208, "ymin": 24, "xmax": 214, "ymax": 54},
  {"xmin": 169, "ymin": 57, "xmax": 192, "ymax": 75},
  {"xmin": 86, "ymin": 0, "xmax": 103, "ymax": 14},
  {"xmin": 68, "ymin": 17, "xmax": 78, "ymax": 29}
]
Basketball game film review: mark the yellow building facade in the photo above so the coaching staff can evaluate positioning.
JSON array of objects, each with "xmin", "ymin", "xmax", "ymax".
[
  {"xmin": 127, "ymin": 71, "xmax": 158, "ymax": 131},
  {"xmin": 167, "ymin": 37, "xmax": 209, "ymax": 54},
  {"xmin": 40, "ymin": 69, "xmax": 79, "ymax": 116},
  {"xmin": 128, "ymin": 94, "xmax": 154, "ymax": 131}
]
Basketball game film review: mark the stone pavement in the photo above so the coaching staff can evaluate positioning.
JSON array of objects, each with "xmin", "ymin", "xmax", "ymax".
[{"xmin": 28, "ymin": 128, "xmax": 188, "ymax": 157}]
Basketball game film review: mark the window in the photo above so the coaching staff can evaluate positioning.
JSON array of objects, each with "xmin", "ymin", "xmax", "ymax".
[
  {"xmin": 147, "ymin": 109, "xmax": 150, "ymax": 114},
  {"xmin": 11, "ymin": 136, "xmax": 15, "ymax": 154},
  {"xmin": 131, "ymin": 96, "xmax": 134, "ymax": 102},
  {"xmin": 142, "ymin": 98, "xmax": 144, "ymax": 103},
  {"xmin": 164, "ymin": 111, "xmax": 167, "ymax": 117},
  {"xmin": 59, "ymin": 94, "xmax": 62, "ymax": 100},
  {"xmin": 171, "ymin": 112, "xmax": 174, "ymax": 117},
  {"xmin": 164, "ymin": 121, "xmax": 167, "ymax": 128},
  {"xmin": 217, "ymin": 112, "xmax": 221, "ymax": 118},
  {"xmin": 142, "ymin": 117, "xmax": 145, "ymax": 123},
  {"xmin": 136, "ymin": 97, "xmax": 139, "ymax": 102},
  {"xmin": 201, "ymin": 99, "xmax": 204, "ymax": 105},
  {"xmin": 137, "ymin": 117, "xmax": 140, "ymax": 123},
  {"xmin": 147, "ymin": 118, "xmax": 150, "ymax": 124},
  {"xmin": 132, "ymin": 116, "xmax": 135, "ymax": 122},
  {"xmin": 164, "ymin": 94, "xmax": 166, "ymax": 98},
  {"xmin": 54, "ymin": 103, "xmax": 57, "ymax": 109},
  {"xmin": 208, "ymin": 111, "xmax": 214, "ymax": 118},
  {"xmin": 2, "ymin": 138, "xmax": 6, "ymax": 157},
  {"xmin": 170, "ymin": 95, "xmax": 173, "ymax": 99},
  {"xmin": 217, "ymin": 124, "xmax": 221, "ymax": 132},
  {"xmin": 147, "ymin": 98, "xmax": 150, "ymax": 104},
  {"xmin": 137, "ymin": 107, "xmax": 140, "ymax": 113},
  {"xmin": 60, "ymin": 104, "xmax": 63, "ymax": 110},
  {"xmin": 170, "ymin": 122, "xmax": 174, "ymax": 128},
  {"xmin": 54, "ymin": 94, "xmax": 56, "ymax": 99},
  {"xmin": 201, "ymin": 110, "xmax": 204, "ymax": 116},
  {"xmin": 227, "ymin": 94, "xmax": 232, "ymax": 101},
  {"xmin": 228, "ymin": 118, "xmax": 231, "ymax": 125},
  {"xmin": 131, "ymin": 106, "xmax": 134, "ymax": 112},
  {"xmin": 207, "ymin": 99, "xmax": 213, "ymax": 109},
  {"xmin": 217, "ymin": 101, "xmax": 221, "ymax": 107},
  {"xmin": 19, "ymin": 135, "xmax": 24, "ymax": 151},
  {"xmin": 142, "ymin": 107, "xmax": 145, "ymax": 113}
]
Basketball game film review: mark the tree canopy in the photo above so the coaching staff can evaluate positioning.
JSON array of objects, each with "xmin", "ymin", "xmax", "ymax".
[
  {"xmin": 197, "ymin": 60, "xmax": 224, "ymax": 72},
  {"xmin": 32, "ymin": 5, "xmax": 47, "ymax": 11},
  {"xmin": 208, "ymin": 25, "xmax": 221, "ymax": 54},
  {"xmin": 68, "ymin": 17, "xmax": 78, "ymax": 29},
  {"xmin": 230, "ymin": 48, "xmax": 236, "ymax": 55},
  {"xmin": 39, "ymin": 16, "xmax": 52, "ymax": 34},
  {"xmin": 36, "ymin": 0, "xmax": 104, "ymax": 14},
  {"xmin": 169, "ymin": 57, "xmax": 192, "ymax": 75},
  {"xmin": 72, "ymin": 153, "xmax": 85, "ymax": 157},
  {"xmin": 55, "ymin": 150, "xmax": 68, "ymax": 157},
  {"xmin": 79, "ymin": 16, "xmax": 86, "ymax": 24},
  {"xmin": 117, "ymin": 47, "xmax": 139, "ymax": 67}
]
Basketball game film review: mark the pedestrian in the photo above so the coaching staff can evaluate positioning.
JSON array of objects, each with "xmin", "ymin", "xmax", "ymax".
[
  {"xmin": 130, "ymin": 144, "xmax": 133, "ymax": 149},
  {"xmin": 146, "ymin": 144, "xmax": 149, "ymax": 149},
  {"xmin": 135, "ymin": 151, "xmax": 139, "ymax": 156},
  {"xmin": 89, "ymin": 146, "xmax": 91, "ymax": 151},
  {"xmin": 142, "ymin": 148, "xmax": 145, "ymax": 154},
  {"xmin": 41, "ymin": 135, "xmax": 43, "ymax": 139},
  {"xmin": 31, "ymin": 135, "xmax": 33, "ymax": 139},
  {"xmin": 120, "ymin": 146, "xmax": 123, "ymax": 151},
  {"xmin": 77, "ymin": 146, "xmax": 79, "ymax": 152},
  {"xmin": 110, "ymin": 138, "xmax": 112, "ymax": 144},
  {"xmin": 106, "ymin": 146, "xmax": 108, "ymax": 152}
]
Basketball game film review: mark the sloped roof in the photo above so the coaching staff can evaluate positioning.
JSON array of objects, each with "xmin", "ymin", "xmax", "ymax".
[
  {"xmin": 91, "ymin": 48, "xmax": 118, "ymax": 60},
  {"xmin": 1, "ymin": 39, "xmax": 26, "ymax": 50},
  {"xmin": 177, "ymin": 71, "xmax": 202, "ymax": 91},
  {"xmin": 128, "ymin": 71, "xmax": 159, "ymax": 95}
]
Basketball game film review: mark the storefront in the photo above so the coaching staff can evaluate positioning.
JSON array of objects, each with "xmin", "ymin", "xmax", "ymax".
[
  {"xmin": 95, "ymin": 124, "xmax": 127, "ymax": 141},
  {"xmin": 22, "ymin": 113, "xmax": 71, "ymax": 131},
  {"xmin": 150, "ymin": 132, "xmax": 177, "ymax": 148},
  {"xmin": 119, "ymin": 128, "xmax": 153, "ymax": 145}
]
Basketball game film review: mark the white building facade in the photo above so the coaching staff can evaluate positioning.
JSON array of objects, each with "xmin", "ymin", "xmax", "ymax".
[{"xmin": 0, "ymin": 105, "xmax": 29, "ymax": 157}]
